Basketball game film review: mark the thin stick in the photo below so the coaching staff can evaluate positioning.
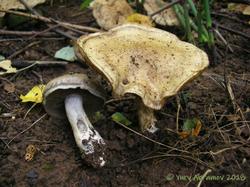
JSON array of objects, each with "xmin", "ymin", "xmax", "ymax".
[
  {"xmin": 0, "ymin": 29, "xmax": 57, "ymax": 36},
  {"xmin": 214, "ymin": 29, "xmax": 234, "ymax": 53},
  {"xmin": 176, "ymin": 95, "xmax": 181, "ymax": 132},
  {"xmin": 118, "ymin": 153, "xmax": 209, "ymax": 168},
  {"xmin": 0, "ymin": 37, "xmax": 65, "ymax": 42},
  {"xmin": 113, "ymin": 120, "xmax": 191, "ymax": 154},
  {"xmin": 197, "ymin": 169, "xmax": 212, "ymax": 187},
  {"xmin": 15, "ymin": 62, "xmax": 38, "ymax": 73},
  {"xmin": 6, "ymin": 113, "xmax": 47, "ymax": 146},
  {"xmin": 12, "ymin": 60, "xmax": 68, "ymax": 68},
  {"xmin": 7, "ymin": 41, "xmax": 41, "ymax": 59},
  {"xmin": 24, "ymin": 103, "xmax": 37, "ymax": 119},
  {"xmin": 211, "ymin": 12, "xmax": 249, "ymax": 26},
  {"xmin": 17, "ymin": 0, "xmax": 76, "ymax": 40},
  {"xmin": 149, "ymin": 0, "xmax": 183, "ymax": 17},
  {"xmin": 214, "ymin": 22, "xmax": 250, "ymax": 40},
  {"xmin": 0, "ymin": 9, "xmax": 101, "ymax": 33}
]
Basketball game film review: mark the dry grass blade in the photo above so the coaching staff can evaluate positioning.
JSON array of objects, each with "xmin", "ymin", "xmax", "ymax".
[{"xmin": 6, "ymin": 113, "xmax": 47, "ymax": 147}]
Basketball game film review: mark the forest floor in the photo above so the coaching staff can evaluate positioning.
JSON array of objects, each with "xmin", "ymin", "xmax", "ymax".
[{"xmin": 0, "ymin": 0, "xmax": 249, "ymax": 186}]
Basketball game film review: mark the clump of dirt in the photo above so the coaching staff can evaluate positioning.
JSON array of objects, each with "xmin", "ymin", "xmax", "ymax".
[{"xmin": 0, "ymin": 1, "xmax": 249, "ymax": 187}]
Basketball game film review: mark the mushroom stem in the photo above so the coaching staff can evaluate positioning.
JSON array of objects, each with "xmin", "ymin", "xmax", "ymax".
[
  {"xmin": 138, "ymin": 101, "xmax": 158, "ymax": 133},
  {"xmin": 64, "ymin": 93, "xmax": 106, "ymax": 167}
]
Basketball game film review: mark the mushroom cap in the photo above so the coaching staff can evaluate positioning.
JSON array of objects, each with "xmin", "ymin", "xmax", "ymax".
[
  {"xmin": 90, "ymin": 0, "xmax": 133, "ymax": 30},
  {"xmin": 76, "ymin": 24, "xmax": 209, "ymax": 110},
  {"xmin": 43, "ymin": 74, "xmax": 105, "ymax": 119}
]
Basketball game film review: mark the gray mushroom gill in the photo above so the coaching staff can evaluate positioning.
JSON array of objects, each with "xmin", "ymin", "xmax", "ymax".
[{"xmin": 43, "ymin": 74, "xmax": 106, "ymax": 167}]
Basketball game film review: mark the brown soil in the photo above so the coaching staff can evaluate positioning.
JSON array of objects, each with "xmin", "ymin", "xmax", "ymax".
[{"xmin": 0, "ymin": 1, "xmax": 249, "ymax": 187}]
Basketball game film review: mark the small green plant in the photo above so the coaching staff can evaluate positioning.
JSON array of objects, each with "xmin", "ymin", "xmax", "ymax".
[
  {"xmin": 80, "ymin": 0, "xmax": 93, "ymax": 9},
  {"xmin": 173, "ymin": 0, "xmax": 214, "ymax": 47}
]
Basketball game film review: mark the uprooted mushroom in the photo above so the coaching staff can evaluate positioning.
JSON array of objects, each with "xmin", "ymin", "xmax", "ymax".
[
  {"xmin": 76, "ymin": 24, "xmax": 209, "ymax": 132},
  {"xmin": 43, "ymin": 74, "xmax": 106, "ymax": 167}
]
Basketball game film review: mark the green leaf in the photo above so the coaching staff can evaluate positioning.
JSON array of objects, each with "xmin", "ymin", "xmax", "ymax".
[
  {"xmin": 111, "ymin": 112, "xmax": 132, "ymax": 126},
  {"xmin": 182, "ymin": 118, "xmax": 197, "ymax": 131},
  {"xmin": 80, "ymin": 0, "xmax": 93, "ymax": 9},
  {"xmin": 91, "ymin": 111, "xmax": 105, "ymax": 123},
  {"xmin": 54, "ymin": 46, "xmax": 77, "ymax": 62}
]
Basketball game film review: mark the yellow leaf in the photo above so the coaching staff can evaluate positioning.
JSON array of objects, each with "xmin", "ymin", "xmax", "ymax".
[
  {"xmin": 178, "ymin": 131, "xmax": 190, "ymax": 139},
  {"xmin": 126, "ymin": 13, "xmax": 154, "ymax": 27},
  {"xmin": 243, "ymin": 6, "xmax": 250, "ymax": 15},
  {"xmin": 0, "ymin": 60, "xmax": 17, "ymax": 75},
  {"xmin": 179, "ymin": 118, "xmax": 202, "ymax": 139},
  {"xmin": 20, "ymin": 84, "xmax": 45, "ymax": 103},
  {"xmin": 191, "ymin": 119, "xmax": 202, "ymax": 137}
]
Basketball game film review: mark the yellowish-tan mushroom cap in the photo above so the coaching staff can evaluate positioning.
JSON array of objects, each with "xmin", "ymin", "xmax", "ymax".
[{"xmin": 77, "ymin": 24, "xmax": 209, "ymax": 110}]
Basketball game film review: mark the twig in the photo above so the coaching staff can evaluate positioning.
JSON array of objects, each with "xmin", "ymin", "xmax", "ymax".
[
  {"xmin": 11, "ymin": 60, "xmax": 68, "ymax": 68},
  {"xmin": 16, "ymin": 63, "xmax": 38, "ymax": 73},
  {"xmin": 209, "ymin": 144, "xmax": 245, "ymax": 155},
  {"xmin": 149, "ymin": 0, "xmax": 183, "ymax": 17},
  {"xmin": 27, "ymin": 24, "xmax": 60, "ymax": 39},
  {"xmin": 214, "ymin": 22, "xmax": 250, "ymax": 40},
  {"xmin": 17, "ymin": 0, "xmax": 76, "ymax": 40},
  {"xmin": 7, "ymin": 41, "xmax": 41, "ymax": 59},
  {"xmin": 230, "ymin": 44, "xmax": 250, "ymax": 54},
  {"xmin": 176, "ymin": 95, "xmax": 181, "ymax": 132},
  {"xmin": 113, "ymin": 120, "xmax": 191, "ymax": 154},
  {"xmin": 24, "ymin": 103, "xmax": 37, "ymax": 119},
  {"xmin": 226, "ymin": 77, "xmax": 250, "ymax": 132},
  {"xmin": 226, "ymin": 78, "xmax": 237, "ymax": 111},
  {"xmin": 214, "ymin": 29, "xmax": 234, "ymax": 53},
  {"xmin": 0, "ymin": 37, "xmax": 65, "ymax": 42},
  {"xmin": 0, "ymin": 9, "xmax": 101, "ymax": 33},
  {"xmin": 197, "ymin": 169, "xmax": 212, "ymax": 187},
  {"xmin": 202, "ymin": 72, "xmax": 250, "ymax": 87},
  {"xmin": 118, "ymin": 153, "xmax": 209, "ymax": 168},
  {"xmin": 0, "ymin": 113, "xmax": 15, "ymax": 119},
  {"xmin": 0, "ymin": 29, "xmax": 57, "ymax": 36},
  {"xmin": 211, "ymin": 12, "xmax": 249, "ymax": 26},
  {"xmin": 210, "ymin": 107, "xmax": 229, "ymax": 143},
  {"xmin": 6, "ymin": 113, "xmax": 47, "ymax": 147}
]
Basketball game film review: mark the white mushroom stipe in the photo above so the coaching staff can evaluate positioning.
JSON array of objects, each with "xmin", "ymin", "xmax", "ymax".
[{"xmin": 65, "ymin": 93, "xmax": 105, "ymax": 166}]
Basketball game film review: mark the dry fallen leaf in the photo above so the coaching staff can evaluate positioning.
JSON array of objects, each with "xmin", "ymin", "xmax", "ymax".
[
  {"xmin": 90, "ymin": 0, "xmax": 133, "ymax": 30},
  {"xmin": 0, "ymin": 60, "xmax": 17, "ymax": 75},
  {"xmin": 3, "ymin": 82, "xmax": 15, "ymax": 93},
  {"xmin": 179, "ymin": 118, "xmax": 202, "ymax": 139},
  {"xmin": 226, "ymin": 114, "xmax": 241, "ymax": 122},
  {"xmin": 178, "ymin": 131, "xmax": 190, "ymax": 139},
  {"xmin": 228, "ymin": 3, "xmax": 250, "ymax": 15},
  {"xmin": 144, "ymin": 0, "xmax": 179, "ymax": 26},
  {"xmin": 0, "ymin": 0, "xmax": 46, "ymax": 17},
  {"xmin": 20, "ymin": 84, "xmax": 45, "ymax": 103},
  {"xmin": 191, "ymin": 119, "xmax": 202, "ymax": 137},
  {"xmin": 125, "ymin": 13, "xmax": 154, "ymax": 27}
]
